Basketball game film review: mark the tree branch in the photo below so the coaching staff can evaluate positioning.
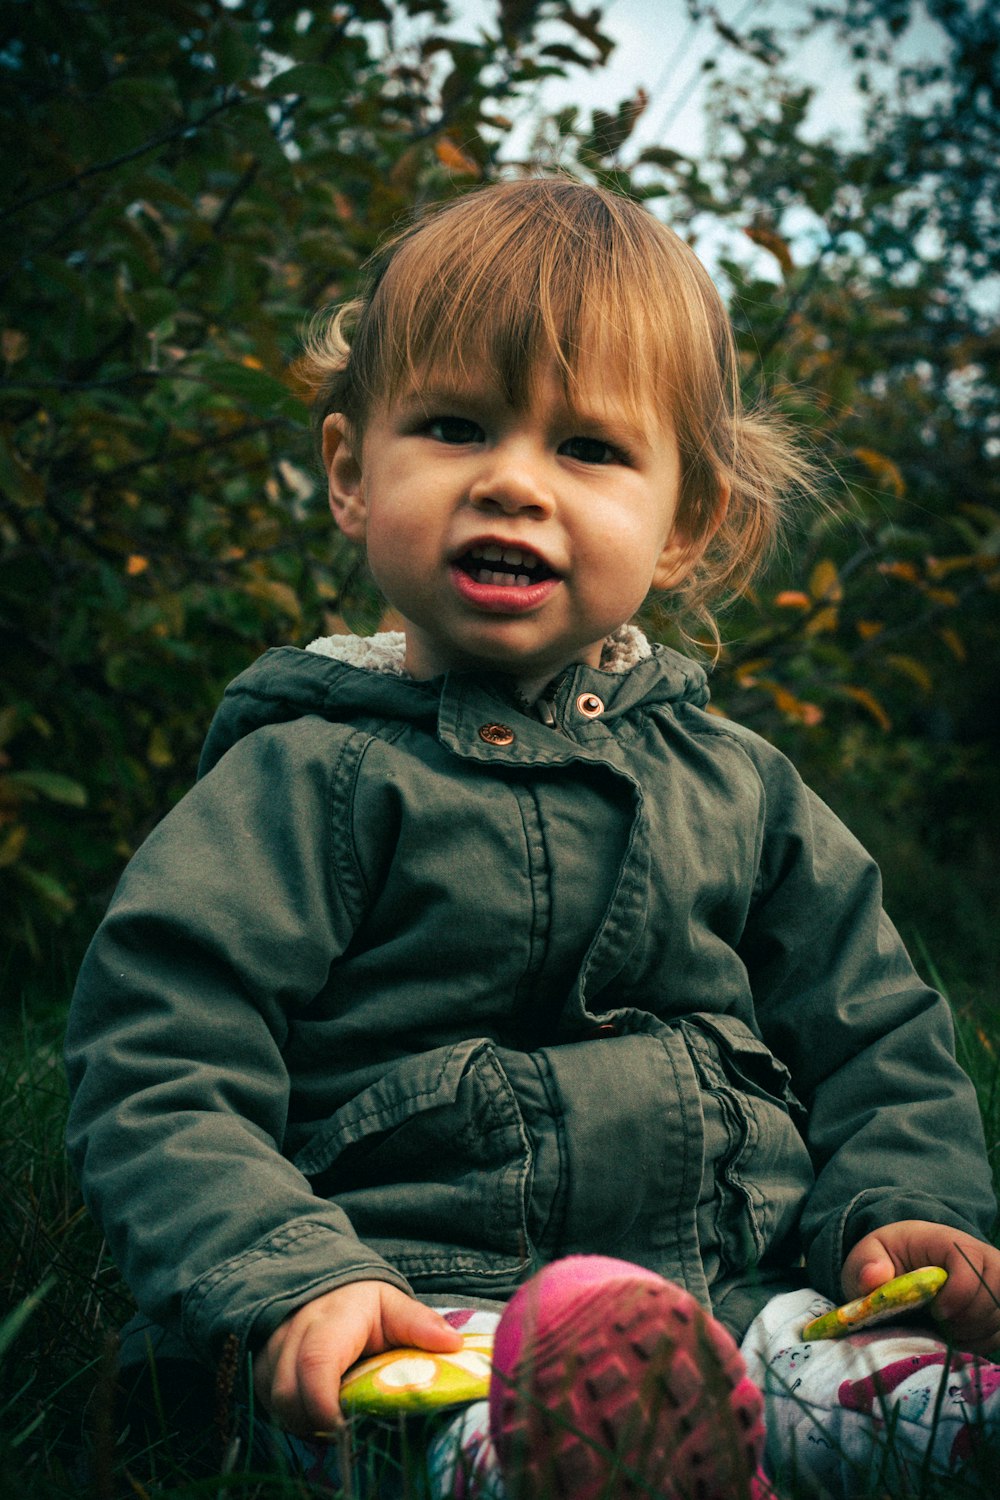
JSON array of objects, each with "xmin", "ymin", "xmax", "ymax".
[{"xmin": 0, "ymin": 91, "xmax": 246, "ymax": 225}]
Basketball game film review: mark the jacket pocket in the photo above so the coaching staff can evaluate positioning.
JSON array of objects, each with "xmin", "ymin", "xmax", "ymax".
[
  {"xmin": 679, "ymin": 1013, "xmax": 813, "ymax": 1275},
  {"xmin": 292, "ymin": 1040, "xmax": 533, "ymax": 1289}
]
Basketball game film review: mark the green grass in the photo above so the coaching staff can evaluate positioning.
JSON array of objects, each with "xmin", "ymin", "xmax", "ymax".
[{"xmin": 2, "ymin": 976, "xmax": 999, "ymax": 1500}]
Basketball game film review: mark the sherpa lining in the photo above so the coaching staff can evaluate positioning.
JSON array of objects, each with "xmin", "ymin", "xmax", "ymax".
[
  {"xmin": 304, "ymin": 622, "xmax": 652, "ymax": 676},
  {"xmin": 305, "ymin": 630, "xmax": 409, "ymax": 675}
]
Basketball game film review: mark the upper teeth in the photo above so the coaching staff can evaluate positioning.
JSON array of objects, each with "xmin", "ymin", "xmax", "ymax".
[{"xmin": 470, "ymin": 545, "xmax": 535, "ymax": 567}]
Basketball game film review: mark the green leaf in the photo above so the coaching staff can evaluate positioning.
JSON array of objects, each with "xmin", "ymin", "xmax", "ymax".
[
  {"xmin": 0, "ymin": 433, "xmax": 45, "ymax": 508},
  {"xmin": 637, "ymin": 147, "xmax": 688, "ymax": 170},
  {"xmin": 0, "ymin": 1279, "xmax": 56, "ymax": 1365},
  {"xmin": 6, "ymin": 771, "xmax": 89, "ymax": 807},
  {"xmin": 211, "ymin": 19, "xmax": 259, "ymax": 86},
  {"xmin": 265, "ymin": 63, "xmax": 346, "ymax": 101},
  {"xmin": 190, "ymin": 361, "xmax": 310, "ymax": 424},
  {"xmin": 12, "ymin": 865, "xmax": 76, "ymax": 914},
  {"xmin": 539, "ymin": 44, "xmax": 596, "ymax": 68}
]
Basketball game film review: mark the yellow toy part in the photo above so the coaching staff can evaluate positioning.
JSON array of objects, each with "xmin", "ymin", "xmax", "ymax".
[
  {"xmin": 339, "ymin": 1332, "xmax": 494, "ymax": 1415},
  {"xmin": 802, "ymin": 1266, "xmax": 948, "ymax": 1341}
]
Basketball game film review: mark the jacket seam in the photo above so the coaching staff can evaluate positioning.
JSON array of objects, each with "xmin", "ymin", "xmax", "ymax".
[
  {"xmin": 326, "ymin": 728, "xmax": 379, "ymax": 918},
  {"xmin": 509, "ymin": 783, "xmax": 551, "ymax": 1012}
]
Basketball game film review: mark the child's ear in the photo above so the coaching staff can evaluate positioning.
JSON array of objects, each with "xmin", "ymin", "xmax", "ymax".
[
  {"xmin": 651, "ymin": 478, "xmax": 731, "ymax": 591},
  {"xmin": 323, "ymin": 413, "xmax": 367, "ymax": 541}
]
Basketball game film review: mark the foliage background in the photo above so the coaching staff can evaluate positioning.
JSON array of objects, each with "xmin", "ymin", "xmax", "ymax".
[
  {"xmin": 1, "ymin": 3, "xmax": 998, "ymax": 1492},
  {"xmin": 1, "ymin": 0, "xmax": 998, "ymax": 1005}
]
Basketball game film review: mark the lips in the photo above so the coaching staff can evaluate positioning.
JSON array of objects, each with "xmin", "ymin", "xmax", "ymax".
[{"xmin": 449, "ymin": 540, "xmax": 561, "ymax": 614}]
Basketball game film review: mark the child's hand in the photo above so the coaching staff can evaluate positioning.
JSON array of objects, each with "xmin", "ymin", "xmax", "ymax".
[
  {"xmin": 252, "ymin": 1280, "xmax": 463, "ymax": 1435},
  {"xmin": 842, "ymin": 1219, "xmax": 1000, "ymax": 1354}
]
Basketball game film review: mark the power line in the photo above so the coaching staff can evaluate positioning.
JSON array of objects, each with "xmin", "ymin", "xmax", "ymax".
[{"xmin": 642, "ymin": 0, "xmax": 762, "ymax": 146}]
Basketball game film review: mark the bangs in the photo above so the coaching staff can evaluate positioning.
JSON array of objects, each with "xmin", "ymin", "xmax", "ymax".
[{"xmin": 339, "ymin": 179, "xmax": 732, "ymax": 433}]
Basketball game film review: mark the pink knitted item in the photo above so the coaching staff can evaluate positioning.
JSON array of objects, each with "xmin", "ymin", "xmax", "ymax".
[{"xmin": 488, "ymin": 1255, "xmax": 768, "ymax": 1500}]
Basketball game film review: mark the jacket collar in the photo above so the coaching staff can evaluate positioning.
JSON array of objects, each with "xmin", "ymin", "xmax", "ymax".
[{"xmin": 198, "ymin": 626, "xmax": 710, "ymax": 778}]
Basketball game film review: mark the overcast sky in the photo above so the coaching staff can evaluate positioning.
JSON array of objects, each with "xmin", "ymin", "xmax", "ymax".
[{"xmin": 442, "ymin": 0, "xmax": 945, "ymax": 160}]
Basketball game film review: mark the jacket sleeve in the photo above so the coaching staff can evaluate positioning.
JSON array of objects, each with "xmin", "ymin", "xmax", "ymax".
[
  {"xmin": 733, "ymin": 734, "xmax": 996, "ymax": 1302},
  {"xmin": 64, "ymin": 719, "xmax": 411, "ymax": 1368}
]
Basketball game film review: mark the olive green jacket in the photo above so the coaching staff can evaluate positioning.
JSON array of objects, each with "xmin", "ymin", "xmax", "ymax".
[{"xmin": 64, "ymin": 630, "xmax": 996, "ymax": 1371}]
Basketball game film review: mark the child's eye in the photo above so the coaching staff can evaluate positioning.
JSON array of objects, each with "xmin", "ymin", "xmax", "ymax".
[
  {"xmin": 560, "ymin": 435, "xmax": 626, "ymax": 466},
  {"xmin": 424, "ymin": 416, "xmax": 483, "ymax": 445}
]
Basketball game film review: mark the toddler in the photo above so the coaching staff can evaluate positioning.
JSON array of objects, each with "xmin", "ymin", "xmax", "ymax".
[{"xmin": 65, "ymin": 179, "xmax": 1000, "ymax": 1498}]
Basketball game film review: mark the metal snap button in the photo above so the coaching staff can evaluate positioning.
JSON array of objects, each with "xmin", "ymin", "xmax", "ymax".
[
  {"xmin": 478, "ymin": 722, "xmax": 515, "ymax": 746},
  {"xmin": 576, "ymin": 692, "xmax": 605, "ymax": 719}
]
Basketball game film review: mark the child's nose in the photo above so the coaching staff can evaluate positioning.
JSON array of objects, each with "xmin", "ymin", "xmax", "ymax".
[{"xmin": 468, "ymin": 445, "xmax": 554, "ymax": 516}]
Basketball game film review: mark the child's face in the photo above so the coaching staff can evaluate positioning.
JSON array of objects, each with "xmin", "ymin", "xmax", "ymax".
[{"xmin": 324, "ymin": 361, "xmax": 694, "ymax": 690}]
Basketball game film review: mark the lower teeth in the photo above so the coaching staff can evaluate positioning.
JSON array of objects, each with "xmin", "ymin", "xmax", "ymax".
[{"xmin": 474, "ymin": 568, "xmax": 533, "ymax": 587}]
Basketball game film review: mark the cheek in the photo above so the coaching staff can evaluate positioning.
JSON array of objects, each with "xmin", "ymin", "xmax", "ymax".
[{"xmin": 363, "ymin": 506, "xmax": 429, "ymax": 602}]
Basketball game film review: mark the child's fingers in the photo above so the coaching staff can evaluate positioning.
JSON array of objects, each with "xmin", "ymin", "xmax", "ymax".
[
  {"xmin": 264, "ymin": 1316, "xmax": 341, "ymax": 1435},
  {"xmin": 291, "ymin": 1315, "xmax": 361, "ymax": 1433},
  {"xmin": 379, "ymin": 1288, "xmax": 464, "ymax": 1355},
  {"xmin": 285, "ymin": 1291, "xmax": 460, "ymax": 1432},
  {"xmin": 840, "ymin": 1233, "xmax": 897, "ymax": 1299},
  {"xmin": 258, "ymin": 1294, "xmax": 369, "ymax": 1434},
  {"xmin": 252, "ymin": 1284, "xmax": 466, "ymax": 1436},
  {"xmin": 931, "ymin": 1239, "xmax": 1000, "ymax": 1353},
  {"xmin": 842, "ymin": 1222, "xmax": 1000, "ymax": 1354}
]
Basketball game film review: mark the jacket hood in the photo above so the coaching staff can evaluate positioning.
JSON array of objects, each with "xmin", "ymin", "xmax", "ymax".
[{"xmin": 198, "ymin": 625, "xmax": 710, "ymax": 778}]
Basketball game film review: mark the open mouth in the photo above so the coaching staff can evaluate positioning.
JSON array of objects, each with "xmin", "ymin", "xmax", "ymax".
[{"xmin": 454, "ymin": 544, "xmax": 558, "ymax": 589}]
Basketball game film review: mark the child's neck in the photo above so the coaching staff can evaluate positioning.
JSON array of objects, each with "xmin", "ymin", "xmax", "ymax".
[{"xmin": 512, "ymin": 671, "xmax": 560, "ymax": 708}]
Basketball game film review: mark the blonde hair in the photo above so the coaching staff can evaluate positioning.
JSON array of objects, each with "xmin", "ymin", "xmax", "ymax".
[{"xmin": 301, "ymin": 177, "xmax": 817, "ymax": 642}]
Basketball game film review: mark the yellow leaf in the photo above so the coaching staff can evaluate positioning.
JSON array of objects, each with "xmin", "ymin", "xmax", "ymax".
[
  {"xmin": 770, "ymin": 685, "xmax": 823, "ymax": 726},
  {"xmin": 2, "ymin": 328, "xmax": 28, "ymax": 364},
  {"xmin": 243, "ymin": 578, "xmax": 302, "ymax": 622},
  {"xmin": 126, "ymin": 554, "xmax": 149, "ymax": 576},
  {"xmin": 938, "ymin": 626, "xmax": 966, "ymax": 661},
  {"xmin": 856, "ymin": 620, "xmax": 884, "ymax": 640},
  {"xmin": 808, "ymin": 558, "xmax": 842, "ymax": 603},
  {"xmin": 853, "ymin": 448, "xmax": 905, "ymax": 498},
  {"xmin": 958, "ymin": 502, "xmax": 1000, "ymax": 529},
  {"xmin": 735, "ymin": 656, "xmax": 771, "ymax": 687},
  {"xmin": 321, "ymin": 611, "xmax": 352, "ymax": 637},
  {"xmin": 774, "ymin": 590, "xmax": 810, "ymax": 609},
  {"xmin": 925, "ymin": 587, "xmax": 958, "ymax": 607},
  {"xmin": 878, "ymin": 560, "xmax": 920, "ymax": 583},
  {"xmin": 0, "ymin": 706, "xmax": 19, "ymax": 746},
  {"xmin": 390, "ymin": 145, "xmax": 422, "ymax": 190},
  {"xmin": 841, "ymin": 685, "xmax": 891, "ymax": 731},
  {"xmin": 241, "ymin": 355, "xmax": 264, "ymax": 370},
  {"xmin": 331, "ymin": 189, "xmax": 354, "ymax": 222},
  {"xmin": 745, "ymin": 225, "xmax": 795, "ymax": 274},
  {"xmin": 0, "ymin": 823, "xmax": 28, "ymax": 868},
  {"xmin": 147, "ymin": 726, "xmax": 174, "ymax": 768},
  {"xmin": 804, "ymin": 606, "xmax": 839, "ymax": 636},
  {"xmin": 886, "ymin": 654, "xmax": 933, "ymax": 694},
  {"xmin": 926, "ymin": 555, "xmax": 975, "ymax": 579},
  {"xmin": 434, "ymin": 137, "xmax": 481, "ymax": 177}
]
